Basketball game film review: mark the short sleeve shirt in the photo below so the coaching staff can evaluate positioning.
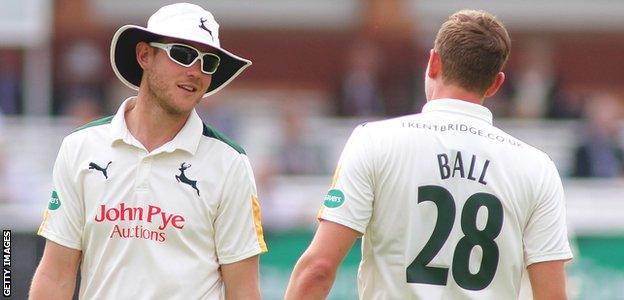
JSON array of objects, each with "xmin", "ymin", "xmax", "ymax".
[
  {"xmin": 319, "ymin": 99, "xmax": 572, "ymax": 299},
  {"xmin": 38, "ymin": 97, "xmax": 267, "ymax": 299}
]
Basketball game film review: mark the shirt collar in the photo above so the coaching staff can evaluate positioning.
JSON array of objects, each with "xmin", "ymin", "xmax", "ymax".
[
  {"xmin": 422, "ymin": 98, "xmax": 493, "ymax": 125},
  {"xmin": 109, "ymin": 97, "xmax": 203, "ymax": 155}
]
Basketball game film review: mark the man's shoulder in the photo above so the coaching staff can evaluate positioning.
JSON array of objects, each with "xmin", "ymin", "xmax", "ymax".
[
  {"xmin": 200, "ymin": 123, "xmax": 246, "ymax": 155},
  {"xmin": 53, "ymin": 116, "xmax": 114, "ymax": 167},
  {"xmin": 63, "ymin": 115, "xmax": 114, "ymax": 144},
  {"xmin": 490, "ymin": 125, "xmax": 553, "ymax": 161},
  {"xmin": 72, "ymin": 115, "xmax": 114, "ymax": 133},
  {"xmin": 357, "ymin": 114, "xmax": 422, "ymax": 131}
]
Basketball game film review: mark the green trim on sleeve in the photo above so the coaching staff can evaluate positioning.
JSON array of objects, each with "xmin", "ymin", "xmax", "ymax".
[
  {"xmin": 73, "ymin": 115, "xmax": 114, "ymax": 132},
  {"xmin": 202, "ymin": 123, "xmax": 246, "ymax": 154}
]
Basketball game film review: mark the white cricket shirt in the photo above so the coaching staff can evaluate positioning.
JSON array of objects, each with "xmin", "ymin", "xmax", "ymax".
[
  {"xmin": 319, "ymin": 99, "xmax": 572, "ymax": 299},
  {"xmin": 38, "ymin": 97, "xmax": 267, "ymax": 299}
]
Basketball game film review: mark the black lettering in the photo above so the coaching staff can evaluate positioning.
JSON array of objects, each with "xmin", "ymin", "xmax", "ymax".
[
  {"xmin": 452, "ymin": 152, "xmax": 465, "ymax": 178},
  {"xmin": 479, "ymin": 160, "xmax": 491, "ymax": 185},
  {"xmin": 467, "ymin": 155, "xmax": 477, "ymax": 180},
  {"xmin": 437, "ymin": 154, "xmax": 451, "ymax": 179}
]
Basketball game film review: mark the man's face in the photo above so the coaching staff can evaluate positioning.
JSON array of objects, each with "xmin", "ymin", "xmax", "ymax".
[{"xmin": 144, "ymin": 39, "xmax": 213, "ymax": 116}]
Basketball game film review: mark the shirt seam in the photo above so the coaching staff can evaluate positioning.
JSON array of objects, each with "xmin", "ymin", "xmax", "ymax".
[
  {"xmin": 38, "ymin": 229, "xmax": 82, "ymax": 250},
  {"xmin": 319, "ymin": 213, "xmax": 366, "ymax": 234},
  {"xmin": 218, "ymin": 247, "xmax": 264, "ymax": 265}
]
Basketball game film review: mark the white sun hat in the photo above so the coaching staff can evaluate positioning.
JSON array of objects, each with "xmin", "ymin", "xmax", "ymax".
[{"xmin": 110, "ymin": 2, "xmax": 251, "ymax": 98}]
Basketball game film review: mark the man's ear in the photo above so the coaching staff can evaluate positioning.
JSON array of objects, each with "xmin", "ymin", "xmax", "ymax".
[
  {"xmin": 484, "ymin": 72, "xmax": 505, "ymax": 98},
  {"xmin": 427, "ymin": 49, "xmax": 441, "ymax": 79},
  {"xmin": 136, "ymin": 42, "xmax": 152, "ymax": 70}
]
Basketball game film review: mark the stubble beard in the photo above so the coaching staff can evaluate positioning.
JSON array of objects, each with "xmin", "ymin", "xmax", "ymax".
[{"xmin": 146, "ymin": 71, "xmax": 200, "ymax": 117}]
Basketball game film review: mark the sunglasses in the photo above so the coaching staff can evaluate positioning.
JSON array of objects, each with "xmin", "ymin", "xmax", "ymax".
[{"xmin": 149, "ymin": 42, "xmax": 220, "ymax": 75}]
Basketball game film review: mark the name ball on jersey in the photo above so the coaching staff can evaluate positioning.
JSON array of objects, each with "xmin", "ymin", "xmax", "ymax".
[{"xmin": 437, "ymin": 151, "xmax": 491, "ymax": 185}]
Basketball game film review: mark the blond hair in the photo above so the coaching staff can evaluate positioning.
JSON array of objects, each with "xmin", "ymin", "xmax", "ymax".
[{"xmin": 434, "ymin": 10, "xmax": 511, "ymax": 95}]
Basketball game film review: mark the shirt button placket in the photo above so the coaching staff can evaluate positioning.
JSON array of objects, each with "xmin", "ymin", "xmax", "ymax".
[{"xmin": 136, "ymin": 151, "xmax": 151, "ymax": 191}]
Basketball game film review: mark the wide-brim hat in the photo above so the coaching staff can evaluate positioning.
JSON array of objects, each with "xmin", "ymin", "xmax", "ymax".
[{"xmin": 110, "ymin": 3, "xmax": 251, "ymax": 98}]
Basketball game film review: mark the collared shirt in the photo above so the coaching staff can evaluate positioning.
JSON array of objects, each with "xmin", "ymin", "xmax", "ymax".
[
  {"xmin": 39, "ymin": 97, "xmax": 266, "ymax": 299},
  {"xmin": 319, "ymin": 98, "xmax": 572, "ymax": 299}
]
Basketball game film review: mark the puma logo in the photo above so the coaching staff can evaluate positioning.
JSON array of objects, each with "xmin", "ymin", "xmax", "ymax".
[
  {"xmin": 175, "ymin": 162, "xmax": 200, "ymax": 196},
  {"xmin": 198, "ymin": 17, "xmax": 213, "ymax": 39},
  {"xmin": 89, "ymin": 161, "xmax": 112, "ymax": 179}
]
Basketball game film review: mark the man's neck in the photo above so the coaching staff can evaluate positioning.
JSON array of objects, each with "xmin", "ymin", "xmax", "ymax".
[
  {"xmin": 124, "ymin": 97, "xmax": 190, "ymax": 152},
  {"xmin": 429, "ymin": 84, "xmax": 484, "ymax": 105}
]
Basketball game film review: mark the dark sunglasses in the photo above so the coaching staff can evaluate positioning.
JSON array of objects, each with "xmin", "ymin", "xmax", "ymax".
[{"xmin": 149, "ymin": 42, "xmax": 220, "ymax": 75}]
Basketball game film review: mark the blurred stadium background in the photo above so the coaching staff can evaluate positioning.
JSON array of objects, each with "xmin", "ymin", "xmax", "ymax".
[{"xmin": 1, "ymin": 0, "xmax": 624, "ymax": 299}]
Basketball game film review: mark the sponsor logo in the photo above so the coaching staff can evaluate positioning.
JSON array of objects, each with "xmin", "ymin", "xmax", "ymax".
[
  {"xmin": 95, "ymin": 203, "xmax": 186, "ymax": 243},
  {"xmin": 48, "ymin": 191, "xmax": 61, "ymax": 210},
  {"xmin": 324, "ymin": 189, "xmax": 345, "ymax": 208},
  {"xmin": 88, "ymin": 161, "xmax": 112, "ymax": 179}
]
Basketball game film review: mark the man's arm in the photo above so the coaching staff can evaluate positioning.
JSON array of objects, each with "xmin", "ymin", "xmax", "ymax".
[
  {"xmin": 284, "ymin": 220, "xmax": 360, "ymax": 300},
  {"xmin": 221, "ymin": 255, "xmax": 261, "ymax": 300},
  {"xmin": 527, "ymin": 260, "xmax": 568, "ymax": 300},
  {"xmin": 29, "ymin": 240, "xmax": 81, "ymax": 300}
]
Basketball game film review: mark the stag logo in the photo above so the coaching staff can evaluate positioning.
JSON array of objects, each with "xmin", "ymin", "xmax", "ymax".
[
  {"xmin": 198, "ymin": 17, "xmax": 214, "ymax": 39},
  {"xmin": 89, "ymin": 161, "xmax": 112, "ymax": 179},
  {"xmin": 175, "ymin": 162, "xmax": 200, "ymax": 196}
]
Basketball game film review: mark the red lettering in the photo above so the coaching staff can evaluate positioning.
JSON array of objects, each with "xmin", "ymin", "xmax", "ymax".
[
  {"xmin": 147, "ymin": 205, "xmax": 161, "ymax": 223},
  {"xmin": 95, "ymin": 204, "xmax": 106, "ymax": 222},
  {"xmin": 134, "ymin": 207, "xmax": 144, "ymax": 220},
  {"xmin": 109, "ymin": 224, "xmax": 122, "ymax": 238},
  {"xmin": 119, "ymin": 203, "xmax": 133, "ymax": 221},
  {"xmin": 158, "ymin": 212, "xmax": 172, "ymax": 230},
  {"xmin": 133, "ymin": 225, "xmax": 141, "ymax": 237},
  {"xmin": 158, "ymin": 212, "xmax": 185, "ymax": 230},
  {"xmin": 171, "ymin": 215, "xmax": 185, "ymax": 229},
  {"xmin": 141, "ymin": 228, "xmax": 151, "ymax": 239},
  {"xmin": 106, "ymin": 207, "xmax": 119, "ymax": 221},
  {"xmin": 97, "ymin": 203, "xmax": 184, "ymax": 234}
]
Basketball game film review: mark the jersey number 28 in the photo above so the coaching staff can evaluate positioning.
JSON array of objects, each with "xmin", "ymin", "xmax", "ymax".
[{"xmin": 406, "ymin": 185, "xmax": 503, "ymax": 290}]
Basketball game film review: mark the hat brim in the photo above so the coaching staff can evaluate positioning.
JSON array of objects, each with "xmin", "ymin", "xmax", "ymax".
[{"xmin": 110, "ymin": 25, "xmax": 252, "ymax": 98}]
